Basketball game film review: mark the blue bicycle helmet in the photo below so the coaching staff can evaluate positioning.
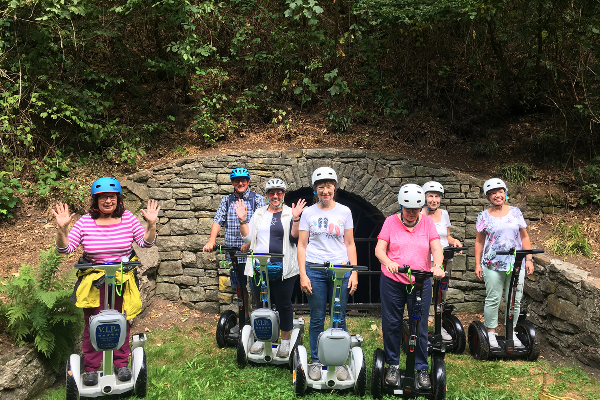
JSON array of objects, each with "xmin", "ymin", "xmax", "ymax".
[
  {"xmin": 230, "ymin": 167, "xmax": 251, "ymax": 180},
  {"xmin": 91, "ymin": 177, "xmax": 122, "ymax": 196}
]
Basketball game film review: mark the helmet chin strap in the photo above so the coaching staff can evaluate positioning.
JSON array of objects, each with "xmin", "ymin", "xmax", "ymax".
[
  {"xmin": 266, "ymin": 199, "xmax": 283, "ymax": 209},
  {"xmin": 426, "ymin": 204, "xmax": 438, "ymax": 212}
]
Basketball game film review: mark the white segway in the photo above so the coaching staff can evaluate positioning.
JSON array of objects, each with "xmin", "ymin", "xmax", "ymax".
[
  {"xmin": 237, "ymin": 252, "xmax": 305, "ymax": 368},
  {"xmin": 292, "ymin": 263, "xmax": 368, "ymax": 396},
  {"xmin": 66, "ymin": 261, "xmax": 147, "ymax": 399}
]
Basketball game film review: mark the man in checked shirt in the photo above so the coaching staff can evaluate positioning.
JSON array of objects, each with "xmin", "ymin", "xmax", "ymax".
[{"xmin": 203, "ymin": 167, "xmax": 266, "ymax": 321}]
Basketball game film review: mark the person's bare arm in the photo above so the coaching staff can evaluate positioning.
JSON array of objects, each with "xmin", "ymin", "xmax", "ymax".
[
  {"xmin": 474, "ymin": 231, "xmax": 486, "ymax": 280},
  {"xmin": 203, "ymin": 222, "xmax": 222, "ymax": 252}
]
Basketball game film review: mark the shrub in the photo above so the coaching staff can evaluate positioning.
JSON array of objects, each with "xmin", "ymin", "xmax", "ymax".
[
  {"xmin": 0, "ymin": 171, "xmax": 24, "ymax": 219},
  {"xmin": 544, "ymin": 221, "xmax": 593, "ymax": 258},
  {"xmin": 496, "ymin": 163, "xmax": 536, "ymax": 185},
  {"xmin": 0, "ymin": 249, "xmax": 82, "ymax": 371}
]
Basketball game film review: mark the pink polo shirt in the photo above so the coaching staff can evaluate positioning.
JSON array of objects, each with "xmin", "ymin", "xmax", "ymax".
[{"xmin": 377, "ymin": 213, "xmax": 440, "ymax": 284}]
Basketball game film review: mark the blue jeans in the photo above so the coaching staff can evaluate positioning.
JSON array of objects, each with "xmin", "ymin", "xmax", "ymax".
[
  {"xmin": 380, "ymin": 274, "xmax": 432, "ymax": 371},
  {"xmin": 305, "ymin": 264, "xmax": 351, "ymax": 363}
]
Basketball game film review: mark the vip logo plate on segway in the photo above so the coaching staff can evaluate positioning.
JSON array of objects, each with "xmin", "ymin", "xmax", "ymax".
[
  {"xmin": 253, "ymin": 318, "xmax": 273, "ymax": 341},
  {"xmin": 89, "ymin": 309, "xmax": 127, "ymax": 351}
]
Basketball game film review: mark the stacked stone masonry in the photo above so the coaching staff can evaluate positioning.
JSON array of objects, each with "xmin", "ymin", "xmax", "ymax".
[{"xmin": 122, "ymin": 148, "xmax": 599, "ymax": 367}]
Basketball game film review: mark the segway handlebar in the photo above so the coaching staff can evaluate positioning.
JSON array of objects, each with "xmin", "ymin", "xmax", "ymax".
[
  {"xmin": 210, "ymin": 245, "xmax": 240, "ymax": 253},
  {"xmin": 307, "ymin": 263, "xmax": 369, "ymax": 271},
  {"xmin": 395, "ymin": 265, "xmax": 449, "ymax": 278},
  {"xmin": 495, "ymin": 249, "xmax": 544, "ymax": 256},
  {"xmin": 74, "ymin": 261, "xmax": 141, "ymax": 270},
  {"xmin": 234, "ymin": 252, "xmax": 284, "ymax": 259},
  {"xmin": 443, "ymin": 246, "xmax": 469, "ymax": 253}
]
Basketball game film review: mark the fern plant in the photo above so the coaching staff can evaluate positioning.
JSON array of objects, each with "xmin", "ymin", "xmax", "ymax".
[{"xmin": 0, "ymin": 248, "xmax": 83, "ymax": 371}]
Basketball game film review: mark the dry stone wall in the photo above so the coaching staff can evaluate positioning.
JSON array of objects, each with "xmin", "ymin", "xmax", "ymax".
[{"xmin": 525, "ymin": 255, "xmax": 600, "ymax": 368}]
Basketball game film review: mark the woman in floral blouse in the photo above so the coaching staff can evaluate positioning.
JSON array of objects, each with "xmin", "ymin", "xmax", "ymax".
[{"xmin": 474, "ymin": 178, "xmax": 533, "ymax": 349}]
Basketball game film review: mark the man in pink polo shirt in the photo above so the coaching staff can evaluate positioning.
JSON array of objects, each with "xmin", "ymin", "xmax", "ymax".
[{"xmin": 374, "ymin": 184, "xmax": 444, "ymax": 390}]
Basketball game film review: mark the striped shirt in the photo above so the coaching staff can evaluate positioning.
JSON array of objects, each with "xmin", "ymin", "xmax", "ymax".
[{"xmin": 56, "ymin": 210, "xmax": 154, "ymax": 262}]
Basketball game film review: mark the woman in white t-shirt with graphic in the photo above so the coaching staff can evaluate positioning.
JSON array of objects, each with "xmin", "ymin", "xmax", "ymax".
[
  {"xmin": 297, "ymin": 167, "xmax": 358, "ymax": 382},
  {"xmin": 421, "ymin": 181, "xmax": 462, "ymax": 341}
]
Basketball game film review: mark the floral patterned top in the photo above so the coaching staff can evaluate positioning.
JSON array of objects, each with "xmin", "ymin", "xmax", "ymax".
[{"xmin": 476, "ymin": 206, "xmax": 527, "ymax": 272}]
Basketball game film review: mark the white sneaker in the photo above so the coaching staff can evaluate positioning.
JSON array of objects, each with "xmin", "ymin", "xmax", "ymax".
[
  {"xmin": 335, "ymin": 365, "xmax": 349, "ymax": 381},
  {"xmin": 512, "ymin": 332, "xmax": 523, "ymax": 347},
  {"xmin": 488, "ymin": 332, "xmax": 500, "ymax": 348},
  {"xmin": 308, "ymin": 363, "xmax": 322, "ymax": 381},
  {"xmin": 250, "ymin": 341, "xmax": 264, "ymax": 354},
  {"xmin": 441, "ymin": 327, "xmax": 452, "ymax": 341},
  {"xmin": 276, "ymin": 341, "xmax": 290, "ymax": 358}
]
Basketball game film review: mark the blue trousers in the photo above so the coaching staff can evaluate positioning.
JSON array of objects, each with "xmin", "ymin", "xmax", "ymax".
[
  {"xmin": 380, "ymin": 274, "xmax": 432, "ymax": 371},
  {"xmin": 306, "ymin": 265, "xmax": 350, "ymax": 363}
]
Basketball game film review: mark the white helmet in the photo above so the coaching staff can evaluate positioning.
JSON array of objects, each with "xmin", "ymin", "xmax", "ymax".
[
  {"xmin": 311, "ymin": 167, "xmax": 337, "ymax": 186},
  {"xmin": 483, "ymin": 178, "xmax": 507, "ymax": 196},
  {"xmin": 265, "ymin": 178, "xmax": 286, "ymax": 193},
  {"xmin": 422, "ymin": 181, "xmax": 444, "ymax": 195},
  {"xmin": 398, "ymin": 184, "xmax": 425, "ymax": 208}
]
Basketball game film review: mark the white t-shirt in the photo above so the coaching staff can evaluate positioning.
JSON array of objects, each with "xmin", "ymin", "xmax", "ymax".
[
  {"xmin": 434, "ymin": 209, "xmax": 452, "ymax": 248},
  {"xmin": 422, "ymin": 209, "xmax": 452, "ymax": 260},
  {"xmin": 299, "ymin": 203, "xmax": 354, "ymax": 264},
  {"xmin": 247, "ymin": 211, "xmax": 285, "ymax": 254}
]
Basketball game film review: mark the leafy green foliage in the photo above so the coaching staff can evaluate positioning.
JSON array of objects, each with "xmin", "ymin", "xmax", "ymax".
[
  {"xmin": 0, "ymin": 249, "xmax": 82, "ymax": 371},
  {"xmin": 0, "ymin": 171, "xmax": 24, "ymax": 218},
  {"xmin": 576, "ymin": 157, "xmax": 600, "ymax": 204},
  {"xmin": 545, "ymin": 221, "xmax": 593, "ymax": 258},
  {"xmin": 2, "ymin": 0, "xmax": 600, "ymax": 201},
  {"xmin": 496, "ymin": 163, "xmax": 536, "ymax": 185}
]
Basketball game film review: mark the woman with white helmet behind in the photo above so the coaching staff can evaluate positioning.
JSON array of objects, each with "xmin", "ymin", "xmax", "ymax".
[
  {"xmin": 421, "ymin": 181, "xmax": 462, "ymax": 341},
  {"xmin": 474, "ymin": 178, "xmax": 534, "ymax": 349},
  {"xmin": 235, "ymin": 178, "xmax": 306, "ymax": 358},
  {"xmin": 297, "ymin": 167, "xmax": 358, "ymax": 382},
  {"xmin": 374, "ymin": 184, "xmax": 444, "ymax": 390}
]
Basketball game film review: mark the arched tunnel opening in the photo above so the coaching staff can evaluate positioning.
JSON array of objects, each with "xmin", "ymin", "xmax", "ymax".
[{"xmin": 285, "ymin": 187, "xmax": 386, "ymax": 313}]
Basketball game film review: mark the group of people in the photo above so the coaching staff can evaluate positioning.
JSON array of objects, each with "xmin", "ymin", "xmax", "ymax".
[{"xmin": 52, "ymin": 167, "xmax": 534, "ymax": 389}]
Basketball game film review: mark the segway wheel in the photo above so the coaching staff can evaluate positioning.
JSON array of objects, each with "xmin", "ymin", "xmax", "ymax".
[
  {"xmin": 216, "ymin": 310, "xmax": 238, "ymax": 348},
  {"xmin": 401, "ymin": 318, "xmax": 410, "ymax": 355},
  {"xmin": 293, "ymin": 349, "xmax": 306, "ymax": 396},
  {"xmin": 371, "ymin": 348, "xmax": 385, "ymax": 399},
  {"xmin": 354, "ymin": 354, "xmax": 367, "ymax": 396},
  {"xmin": 135, "ymin": 351, "xmax": 147, "ymax": 398},
  {"xmin": 443, "ymin": 314, "xmax": 466, "ymax": 354},
  {"xmin": 431, "ymin": 354, "xmax": 446, "ymax": 400},
  {"xmin": 517, "ymin": 320, "xmax": 540, "ymax": 362},
  {"xmin": 237, "ymin": 333, "xmax": 248, "ymax": 368},
  {"xmin": 66, "ymin": 359, "xmax": 79, "ymax": 400},
  {"xmin": 468, "ymin": 321, "xmax": 490, "ymax": 361}
]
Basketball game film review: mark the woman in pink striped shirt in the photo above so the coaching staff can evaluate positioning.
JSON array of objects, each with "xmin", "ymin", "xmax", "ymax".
[{"xmin": 53, "ymin": 177, "xmax": 159, "ymax": 387}]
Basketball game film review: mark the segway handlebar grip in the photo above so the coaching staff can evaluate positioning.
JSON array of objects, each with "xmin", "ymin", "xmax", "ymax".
[{"xmin": 395, "ymin": 265, "xmax": 437, "ymax": 278}]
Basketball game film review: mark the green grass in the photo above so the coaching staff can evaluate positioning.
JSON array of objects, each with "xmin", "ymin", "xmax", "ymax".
[{"xmin": 40, "ymin": 317, "xmax": 600, "ymax": 399}]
